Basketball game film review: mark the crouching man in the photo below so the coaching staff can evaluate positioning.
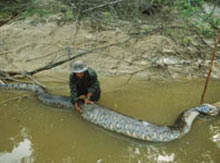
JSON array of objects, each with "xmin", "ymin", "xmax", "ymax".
[{"xmin": 69, "ymin": 61, "xmax": 101, "ymax": 113}]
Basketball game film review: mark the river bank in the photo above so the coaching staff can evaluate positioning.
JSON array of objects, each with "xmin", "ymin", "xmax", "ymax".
[
  {"xmin": 0, "ymin": 20, "xmax": 220, "ymax": 81},
  {"xmin": 0, "ymin": 0, "xmax": 220, "ymax": 81}
]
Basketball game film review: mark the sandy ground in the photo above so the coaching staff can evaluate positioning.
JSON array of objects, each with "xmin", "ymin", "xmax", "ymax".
[{"xmin": 0, "ymin": 19, "xmax": 220, "ymax": 81}]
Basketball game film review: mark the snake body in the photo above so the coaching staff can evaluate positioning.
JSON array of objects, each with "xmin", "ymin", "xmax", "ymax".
[{"xmin": 1, "ymin": 83, "xmax": 220, "ymax": 142}]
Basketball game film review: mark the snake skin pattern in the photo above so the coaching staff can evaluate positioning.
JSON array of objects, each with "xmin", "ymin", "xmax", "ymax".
[{"xmin": 1, "ymin": 83, "xmax": 219, "ymax": 142}]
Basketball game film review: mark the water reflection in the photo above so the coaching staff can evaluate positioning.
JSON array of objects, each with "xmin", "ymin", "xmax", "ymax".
[
  {"xmin": 210, "ymin": 123, "xmax": 220, "ymax": 149},
  {"xmin": 0, "ymin": 128, "xmax": 33, "ymax": 163},
  {"xmin": 126, "ymin": 144, "xmax": 176, "ymax": 163},
  {"xmin": 1, "ymin": 79, "xmax": 220, "ymax": 162}
]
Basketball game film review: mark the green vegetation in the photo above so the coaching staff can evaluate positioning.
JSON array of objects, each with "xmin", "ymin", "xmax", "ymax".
[
  {"xmin": 0, "ymin": 0, "xmax": 74, "ymax": 24},
  {"xmin": 0, "ymin": 0, "xmax": 31, "ymax": 25},
  {"xmin": 0, "ymin": 0, "xmax": 219, "ymax": 38},
  {"xmin": 175, "ymin": 0, "xmax": 219, "ymax": 38}
]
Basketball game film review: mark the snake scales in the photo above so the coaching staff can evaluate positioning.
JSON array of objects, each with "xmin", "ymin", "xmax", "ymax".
[{"xmin": 1, "ymin": 83, "xmax": 220, "ymax": 142}]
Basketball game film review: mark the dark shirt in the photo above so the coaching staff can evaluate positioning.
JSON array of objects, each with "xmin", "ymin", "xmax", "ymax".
[{"xmin": 69, "ymin": 67, "xmax": 101, "ymax": 104}]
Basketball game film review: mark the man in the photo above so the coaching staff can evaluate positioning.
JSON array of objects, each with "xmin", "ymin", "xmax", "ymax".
[{"xmin": 69, "ymin": 61, "xmax": 101, "ymax": 113}]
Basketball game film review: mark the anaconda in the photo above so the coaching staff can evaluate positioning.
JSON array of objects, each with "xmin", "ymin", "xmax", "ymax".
[{"xmin": 0, "ymin": 83, "xmax": 220, "ymax": 142}]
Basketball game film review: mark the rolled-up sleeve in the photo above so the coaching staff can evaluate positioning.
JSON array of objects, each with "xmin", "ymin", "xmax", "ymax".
[{"xmin": 69, "ymin": 74, "xmax": 78, "ymax": 104}]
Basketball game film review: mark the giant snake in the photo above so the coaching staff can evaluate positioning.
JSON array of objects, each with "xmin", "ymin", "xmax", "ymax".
[{"xmin": 0, "ymin": 83, "xmax": 220, "ymax": 142}]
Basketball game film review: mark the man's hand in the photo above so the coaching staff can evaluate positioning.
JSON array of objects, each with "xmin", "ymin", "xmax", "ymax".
[
  {"xmin": 84, "ymin": 97, "xmax": 94, "ymax": 105},
  {"xmin": 74, "ymin": 102, "xmax": 82, "ymax": 113},
  {"xmin": 85, "ymin": 92, "xmax": 94, "ymax": 105}
]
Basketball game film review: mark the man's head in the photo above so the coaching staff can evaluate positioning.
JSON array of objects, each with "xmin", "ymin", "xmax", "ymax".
[{"xmin": 71, "ymin": 61, "xmax": 88, "ymax": 78}]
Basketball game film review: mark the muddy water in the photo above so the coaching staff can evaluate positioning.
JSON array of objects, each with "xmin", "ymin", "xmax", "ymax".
[{"xmin": 0, "ymin": 78, "xmax": 220, "ymax": 163}]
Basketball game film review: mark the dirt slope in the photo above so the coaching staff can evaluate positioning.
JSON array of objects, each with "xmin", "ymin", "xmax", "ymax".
[{"xmin": 0, "ymin": 18, "xmax": 220, "ymax": 80}]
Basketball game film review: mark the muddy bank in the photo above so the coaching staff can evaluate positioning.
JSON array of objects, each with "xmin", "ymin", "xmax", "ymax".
[{"xmin": 0, "ymin": 20, "xmax": 220, "ymax": 81}]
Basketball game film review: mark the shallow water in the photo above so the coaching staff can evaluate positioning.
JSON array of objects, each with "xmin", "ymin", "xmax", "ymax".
[{"xmin": 0, "ymin": 77, "xmax": 220, "ymax": 163}]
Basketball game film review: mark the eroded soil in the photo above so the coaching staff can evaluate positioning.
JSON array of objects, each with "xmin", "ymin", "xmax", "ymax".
[{"xmin": 0, "ymin": 14, "xmax": 220, "ymax": 81}]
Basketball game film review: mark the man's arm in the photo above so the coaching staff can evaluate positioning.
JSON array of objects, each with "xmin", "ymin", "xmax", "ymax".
[
  {"xmin": 69, "ymin": 74, "xmax": 82, "ymax": 113},
  {"xmin": 87, "ymin": 69, "xmax": 100, "ymax": 95},
  {"xmin": 84, "ymin": 68, "xmax": 100, "ymax": 104},
  {"xmin": 69, "ymin": 74, "xmax": 78, "ymax": 104}
]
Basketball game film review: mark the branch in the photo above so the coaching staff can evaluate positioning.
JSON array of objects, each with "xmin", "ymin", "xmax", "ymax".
[
  {"xmin": 200, "ymin": 30, "xmax": 220, "ymax": 104},
  {"xmin": 171, "ymin": 24, "xmax": 212, "ymax": 48},
  {"xmin": 82, "ymin": 0, "xmax": 124, "ymax": 13},
  {"xmin": 0, "ymin": 94, "xmax": 29, "ymax": 106},
  {"xmin": 27, "ymin": 27, "xmax": 161, "ymax": 75},
  {"xmin": 206, "ymin": 0, "xmax": 219, "ymax": 19},
  {"xmin": 24, "ymin": 73, "xmax": 46, "ymax": 88},
  {"xmin": 27, "ymin": 42, "xmax": 129, "ymax": 75},
  {"xmin": 0, "ymin": 79, "xmax": 5, "ymax": 84},
  {"xmin": 125, "ymin": 66, "xmax": 154, "ymax": 84},
  {"xmin": 25, "ymin": 47, "xmax": 68, "ymax": 62},
  {"xmin": 0, "ymin": 26, "xmax": 161, "ymax": 78}
]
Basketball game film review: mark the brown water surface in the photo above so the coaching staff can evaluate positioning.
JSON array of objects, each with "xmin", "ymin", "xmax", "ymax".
[{"xmin": 0, "ymin": 77, "xmax": 220, "ymax": 163}]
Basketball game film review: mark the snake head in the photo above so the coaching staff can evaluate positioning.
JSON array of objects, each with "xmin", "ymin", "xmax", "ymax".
[{"xmin": 195, "ymin": 104, "xmax": 220, "ymax": 117}]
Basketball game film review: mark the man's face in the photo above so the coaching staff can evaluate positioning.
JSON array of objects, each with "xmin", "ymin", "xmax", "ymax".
[{"xmin": 75, "ymin": 72, "xmax": 85, "ymax": 78}]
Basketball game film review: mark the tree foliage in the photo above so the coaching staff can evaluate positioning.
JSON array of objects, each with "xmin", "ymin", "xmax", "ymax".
[{"xmin": 0, "ymin": 0, "xmax": 219, "ymax": 38}]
